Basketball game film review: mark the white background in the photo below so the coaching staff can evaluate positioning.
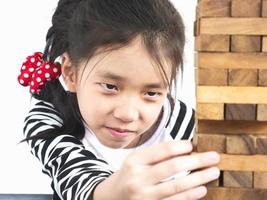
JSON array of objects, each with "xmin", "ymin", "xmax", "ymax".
[{"xmin": 0, "ymin": 0, "xmax": 196, "ymax": 194}]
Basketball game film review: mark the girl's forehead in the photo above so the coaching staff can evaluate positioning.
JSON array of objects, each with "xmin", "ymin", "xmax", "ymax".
[{"xmin": 81, "ymin": 37, "xmax": 172, "ymax": 79}]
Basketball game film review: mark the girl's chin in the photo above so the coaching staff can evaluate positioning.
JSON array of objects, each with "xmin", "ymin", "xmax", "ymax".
[
  {"xmin": 103, "ymin": 141, "xmax": 131, "ymax": 149},
  {"xmin": 103, "ymin": 137, "xmax": 137, "ymax": 149},
  {"xmin": 95, "ymin": 127, "xmax": 140, "ymax": 149}
]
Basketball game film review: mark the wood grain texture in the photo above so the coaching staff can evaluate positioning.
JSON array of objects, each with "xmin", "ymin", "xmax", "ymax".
[
  {"xmin": 259, "ymin": 69, "xmax": 267, "ymax": 86},
  {"xmin": 194, "ymin": 20, "xmax": 200, "ymax": 36},
  {"xmin": 195, "ymin": 35, "xmax": 230, "ymax": 52},
  {"xmin": 196, "ymin": 0, "xmax": 230, "ymax": 19},
  {"xmin": 206, "ymin": 179, "xmax": 220, "ymax": 187},
  {"xmin": 225, "ymin": 104, "xmax": 256, "ymax": 121},
  {"xmin": 263, "ymin": 37, "xmax": 267, "ymax": 52},
  {"xmin": 197, "ymin": 68, "xmax": 228, "ymax": 86},
  {"xmin": 256, "ymin": 136, "xmax": 267, "ymax": 154},
  {"xmin": 203, "ymin": 187, "xmax": 267, "ymax": 200},
  {"xmin": 197, "ymin": 53, "xmax": 267, "ymax": 69},
  {"xmin": 226, "ymin": 135, "xmax": 256, "ymax": 155},
  {"xmin": 197, "ymin": 86, "xmax": 267, "ymax": 104},
  {"xmin": 200, "ymin": 18, "xmax": 267, "ymax": 35},
  {"xmin": 198, "ymin": 120, "xmax": 267, "ymax": 135},
  {"xmin": 263, "ymin": 0, "xmax": 267, "ymax": 17},
  {"xmin": 228, "ymin": 69, "xmax": 257, "ymax": 86},
  {"xmin": 223, "ymin": 171, "xmax": 253, "ymax": 187},
  {"xmin": 254, "ymin": 172, "xmax": 267, "ymax": 189},
  {"xmin": 196, "ymin": 0, "xmax": 267, "ymax": 197},
  {"xmin": 197, "ymin": 103, "xmax": 224, "ymax": 120},
  {"xmin": 197, "ymin": 134, "xmax": 226, "ymax": 153},
  {"xmin": 257, "ymin": 104, "xmax": 267, "ymax": 121},
  {"xmin": 218, "ymin": 154, "xmax": 267, "ymax": 172},
  {"xmin": 231, "ymin": 0, "xmax": 261, "ymax": 17},
  {"xmin": 231, "ymin": 36, "xmax": 261, "ymax": 52}
]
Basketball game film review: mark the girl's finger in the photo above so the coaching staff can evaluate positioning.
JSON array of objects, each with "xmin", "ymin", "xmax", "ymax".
[
  {"xmin": 126, "ymin": 140, "xmax": 193, "ymax": 165},
  {"xmin": 150, "ymin": 167, "xmax": 220, "ymax": 199},
  {"xmin": 144, "ymin": 151, "xmax": 220, "ymax": 184},
  {"xmin": 162, "ymin": 186, "xmax": 207, "ymax": 200}
]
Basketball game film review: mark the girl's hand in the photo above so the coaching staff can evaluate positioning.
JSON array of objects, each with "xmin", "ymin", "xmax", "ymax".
[{"xmin": 93, "ymin": 141, "xmax": 220, "ymax": 200}]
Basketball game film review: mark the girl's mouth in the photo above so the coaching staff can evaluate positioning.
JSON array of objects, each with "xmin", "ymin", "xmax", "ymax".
[{"xmin": 106, "ymin": 127, "xmax": 133, "ymax": 137}]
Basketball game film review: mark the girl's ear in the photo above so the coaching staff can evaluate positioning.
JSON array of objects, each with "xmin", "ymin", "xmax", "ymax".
[{"xmin": 61, "ymin": 52, "xmax": 77, "ymax": 92}]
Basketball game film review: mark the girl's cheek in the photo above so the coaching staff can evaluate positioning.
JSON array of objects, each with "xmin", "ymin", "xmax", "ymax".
[{"xmin": 94, "ymin": 98, "xmax": 115, "ymax": 114}]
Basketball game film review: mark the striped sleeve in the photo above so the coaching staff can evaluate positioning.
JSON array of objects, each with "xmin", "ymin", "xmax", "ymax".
[
  {"xmin": 169, "ymin": 100, "xmax": 195, "ymax": 141},
  {"xmin": 23, "ymin": 98, "xmax": 113, "ymax": 200}
]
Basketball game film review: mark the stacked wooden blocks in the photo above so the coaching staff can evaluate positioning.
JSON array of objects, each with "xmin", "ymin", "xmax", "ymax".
[{"xmin": 195, "ymin": 0, "xmax": 267, "ymax": 199}]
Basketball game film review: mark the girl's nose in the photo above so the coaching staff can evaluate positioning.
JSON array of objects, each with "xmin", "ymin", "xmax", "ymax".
[{"xmin": 113, "ymin": 103, "xmax": 139, "ymax": 123}]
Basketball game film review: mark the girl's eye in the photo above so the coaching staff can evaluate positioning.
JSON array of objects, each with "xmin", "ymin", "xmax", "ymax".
[
  {"xmin": 145, "ymin": 91, "xmax": 161, "ymax": 98},
  {"xmin": 100, "ymin": 83, "xmax": 118, "ymax": 92}
]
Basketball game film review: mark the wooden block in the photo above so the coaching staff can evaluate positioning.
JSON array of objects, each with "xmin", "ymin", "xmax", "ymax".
[
  {"xmin": 259, "ymin": 69, "xmax": 267, "ymax": 86},
  {"xmin": 195, "ymin": 35, "xmax": 230, "ymax": 52},
  {"xmin": 203, "ymin": 187, "xmax": 267, "ymax": 200},
  {"xmin": 206, "ymin": 179, "xmax": 220, "ymax": 187},
  {"xmin": 256, "ymin": 136, "xmax": 267, "ymax": 154},
  {"xmin": 198, "ymin": 120, "xmax": 267, "ymax": 135},
  {"xmin": 197, "ymin": 86, "xmax": 267, "ymax": 104},
  {"xmin": 196, "ymin": 100, "xmax": 224, "ymax": 117},
  {"xmin": 226, "ymin": 135, "xmax": 256, "ymax": 154},
  {"xmin": 194, "ymin": 20, "xmax": 200, "ymax": 36},
  {"xmin": 228, "ymin": 69, "xmax": 258, "ymax": 86},
  {"xmin": 263, "ymin": 0, "xmax": 267, "ymax": 17},
  {"xmin": 263, "ymin": 37, "xmax": 267, "ymax": 52},
  {"xmin": 231, "ymin": 36, "xmax": 261, "ymax": 52},
  {"xmin": 197, "ymin": 52, "xmax": 267, "ymax": 69},
  {"xmin": 257, "ymin": 104, "xmax": 267, "ymax": 121},
  {"xmin": 197, "ymin": 69, "xmax": 228, "ymax": 86},
  {"xmin": 254, "ymin": 172, "xmax": 267, "ymax": 189},
  {"xmin": 200, "ymin": 18, "xmax": 267, "ymax": 35},
  {"xmin": 218, "ymin": 154, "xmax": 267, "ymax": 172},
  {"xmin": 197, "ymin": 103, "xmax": 224, "ymax": 120},
  {"xmin": 225, "ymin": 104, "xmax": 256, "ymax": 121},
  {"xmin": 197, "ymin": 134, "xmax": 226, "ymax": 153},
  {"xmin": 224, "ymin": 171, "xmax": 253, "ymax": 188},
  {"xmin": 196, "ymin": 0, "xmax": 230, "ymax": 19},
  {"xmin": 231, "ymin": 0, "xmax": 261, "ymax": 17}
]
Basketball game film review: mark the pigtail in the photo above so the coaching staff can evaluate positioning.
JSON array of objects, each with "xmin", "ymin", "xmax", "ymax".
[{"xmin": 29, "ymin": 0, "xmax": 86, "ymax": 141}]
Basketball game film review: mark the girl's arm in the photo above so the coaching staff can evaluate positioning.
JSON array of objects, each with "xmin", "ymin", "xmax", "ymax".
[
  {"xmin": 24, "ymin": 99, "xmax": 219, "ymax": 200},
  {"xmin": 23, "ymin": 99, "xmax": 113, "ymax": 200},
  {"xmin": 169, "ymin": 100, "xmax": 195, "ymax": 141}
]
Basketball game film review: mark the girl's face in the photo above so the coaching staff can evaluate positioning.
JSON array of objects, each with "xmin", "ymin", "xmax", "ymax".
[{"xmin": 66, "ymin": 37, "xmax": 172, "ymax": 148}]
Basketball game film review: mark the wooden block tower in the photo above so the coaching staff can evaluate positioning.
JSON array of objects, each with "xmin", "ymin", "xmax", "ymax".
[{"xmin": 195, "ymin": 0, "xmax": 267, "ymax": 199}]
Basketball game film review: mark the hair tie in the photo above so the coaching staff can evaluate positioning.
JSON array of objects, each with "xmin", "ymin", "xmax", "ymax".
[{"xmin": 17, "ymin": 52, "xmax": 61, "ymax": 94}]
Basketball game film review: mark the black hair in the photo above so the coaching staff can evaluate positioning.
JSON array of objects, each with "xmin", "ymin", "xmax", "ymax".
[{"xmin": 27, "ymin": 0, "xmax": 185, "ymax": 141}]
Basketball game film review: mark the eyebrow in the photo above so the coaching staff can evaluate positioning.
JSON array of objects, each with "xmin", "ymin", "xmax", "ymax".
[{"xmin": 96, "ymin": 71, "xmax": 165, "ymax": 89}]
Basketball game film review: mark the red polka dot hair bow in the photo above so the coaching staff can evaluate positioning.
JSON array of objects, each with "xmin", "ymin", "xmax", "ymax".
[{"xmin": 17, "ymin": 52, "xmax": 61, "ymax": 94}]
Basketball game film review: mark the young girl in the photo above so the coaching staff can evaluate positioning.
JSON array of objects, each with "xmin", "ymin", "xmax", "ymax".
[{"xmin": 19, "ymin": 0, "xmax": 220, "ymax": 199}]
